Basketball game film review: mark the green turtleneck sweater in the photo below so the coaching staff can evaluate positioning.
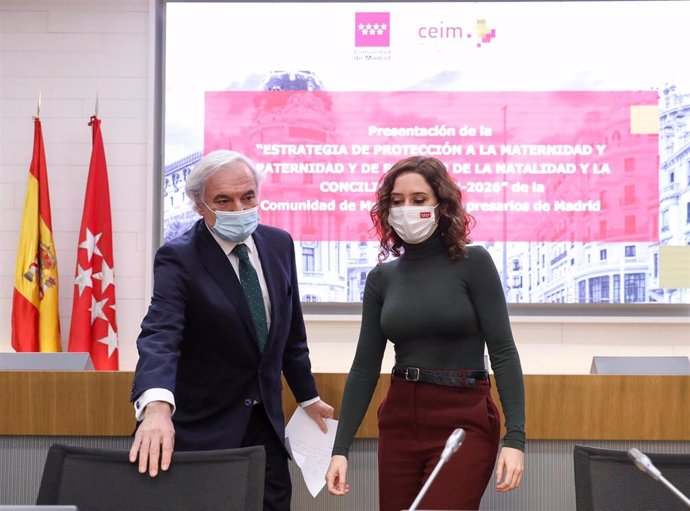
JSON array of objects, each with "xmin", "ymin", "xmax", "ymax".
[{"xmin": 332, "ymin": 232, "xmax": 526, "ymax": 456}]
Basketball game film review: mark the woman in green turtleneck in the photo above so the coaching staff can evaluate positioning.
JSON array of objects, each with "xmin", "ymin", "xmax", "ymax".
[{"xmin": 325, "ymin": 156, "xmax": 525, "ymax": 511}]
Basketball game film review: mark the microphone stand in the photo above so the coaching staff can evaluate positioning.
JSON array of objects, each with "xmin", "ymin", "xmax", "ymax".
[
  {"xmin": 408, "ymin": 428, "xmax": 465, "ymax": 511},
  {"xmin": 408, "ymin": 458, "xmax": 450, "ymax": 511},
  {"xmin": 655, "ymin": 474, "xmax": 690, "ymax": 509}
]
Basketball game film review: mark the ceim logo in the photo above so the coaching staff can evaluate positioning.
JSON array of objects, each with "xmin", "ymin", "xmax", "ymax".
[
  {"xmin": 474, "ymin": 19, "xmax": 496, "ymax": 47},
  {"xmin": 420, "ymin": 212, "xmax": 432, "ymax": 219},
  {"xmin": 417, "ymin": 18, "xmax": 497, "ymax": 48},
  {"xmin": 355, "ymin": 12, "xmax": 390, "ymax": 47}
]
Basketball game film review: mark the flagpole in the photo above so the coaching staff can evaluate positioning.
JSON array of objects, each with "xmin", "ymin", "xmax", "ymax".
[
  {"xmin": 36, "ymin": 92, "xmax": 41, "ymax": 119},
  {"xmin": 94, "ymin": 92, "xmax": 99, "ymax": 118}
]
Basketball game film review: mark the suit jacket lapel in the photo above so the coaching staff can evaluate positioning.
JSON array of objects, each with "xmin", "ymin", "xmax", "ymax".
[{"xmin": 193, "ymin": 220, "xmax": 258, "ymax": 345}]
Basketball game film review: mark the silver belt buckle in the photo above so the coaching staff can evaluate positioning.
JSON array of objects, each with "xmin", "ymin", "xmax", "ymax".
[{"xmin": 404, "ymin": 367, "xmax": 420, "ymax": 382}]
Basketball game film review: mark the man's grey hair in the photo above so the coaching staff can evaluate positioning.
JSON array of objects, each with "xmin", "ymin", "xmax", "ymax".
[{"xmin": 185, "ymin": 150, "xmax": 265, "ymax": 213}]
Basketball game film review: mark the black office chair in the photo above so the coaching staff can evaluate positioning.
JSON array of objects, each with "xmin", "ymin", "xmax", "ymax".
[
  {"xmin": 574, "ymin": 444, "xmax": 690, "ymax": 511},
  {"xmin": 36, "ymin": 444, "xmax": 265, "ymax": 511}
]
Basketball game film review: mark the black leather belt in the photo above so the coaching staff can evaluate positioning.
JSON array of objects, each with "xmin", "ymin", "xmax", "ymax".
[{"xmin": 392, "ymin": 366, "xmax": 488, "ymax": 388}]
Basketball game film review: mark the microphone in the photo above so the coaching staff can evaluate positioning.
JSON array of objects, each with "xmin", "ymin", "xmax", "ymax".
[
  {"xmin": 627, "ymin": 448, "xmax": 661, "ymax": 480},
  {"xmin": 440, "ymin": 427, "xmax": 466, "ymax": 461},
  {"xmin": 408, "ymin": 428, "xmax": 465, "ymax": 511},
  {"xmin": 627, "ymin": 448, "xmax": 690, "ymax": 509}
]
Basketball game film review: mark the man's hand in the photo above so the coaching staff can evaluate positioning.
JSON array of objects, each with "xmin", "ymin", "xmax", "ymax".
[
  {"xmin": 129, "ymin": 401, "xmax": 175, "ymax": 477},
  {"xmin": 302, "ymin": 399, "xmax": 334, "ymax": 433},
  {"xmin": 495, "ymin": 446, "xmax": 524, "ymax": 492}
]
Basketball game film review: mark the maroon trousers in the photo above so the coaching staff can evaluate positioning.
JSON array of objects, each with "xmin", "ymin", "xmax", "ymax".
[{"xmin": 377, "ymin": 375, "xmax": 500, "ymax": 511}]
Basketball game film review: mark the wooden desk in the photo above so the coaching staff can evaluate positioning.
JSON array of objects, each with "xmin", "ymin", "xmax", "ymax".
[{"xmin": 1, "ymin": 372, "xmax": 688, "ymax": 440}]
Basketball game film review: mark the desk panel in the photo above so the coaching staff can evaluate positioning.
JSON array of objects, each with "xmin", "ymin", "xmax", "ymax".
[{"xmin": 0, "ymin": 372, "xmax": 687, "ymax": 440}]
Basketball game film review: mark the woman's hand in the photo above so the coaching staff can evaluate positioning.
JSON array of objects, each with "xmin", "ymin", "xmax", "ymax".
[
  {"xmin": 495, "ymin": 446, "xmax": 524, "ymax": 492},
  {"xmin": 326, "ymin": 455, "xmax": 350, "ymax": 496}
]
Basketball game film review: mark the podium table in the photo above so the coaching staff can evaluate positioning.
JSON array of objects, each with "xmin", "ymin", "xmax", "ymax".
[
  {"xmin": 1, "ymin": 372, "xmax": 688, "ymax": 440},
  {"xmin": 1, "ymin": 372, "xmax": 688, "ymax": 511}
]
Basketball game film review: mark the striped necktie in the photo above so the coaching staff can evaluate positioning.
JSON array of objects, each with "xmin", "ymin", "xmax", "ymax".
[{"xmin": 232, "ymin": 243, "xmax": 268, "ymax": 351}]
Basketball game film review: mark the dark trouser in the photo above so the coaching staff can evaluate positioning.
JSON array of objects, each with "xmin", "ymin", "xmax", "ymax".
[
  {"xmin": 241, "ymin": 403, "xmax": 291, "ymax": 511},
  {"xmin": 377, "ymin": 375, "xmax": 500, "ymax": 511}
]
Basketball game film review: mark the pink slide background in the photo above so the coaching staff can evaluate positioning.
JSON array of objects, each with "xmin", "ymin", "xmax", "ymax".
[{"xmin": 205, "ymin": 91, "xmax": 658, "ymax": 242}]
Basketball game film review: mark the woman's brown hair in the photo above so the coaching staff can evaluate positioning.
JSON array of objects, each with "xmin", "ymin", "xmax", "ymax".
[{"xmin": 370, "ymin": 156, "xmax": 474, "ymax": 261}]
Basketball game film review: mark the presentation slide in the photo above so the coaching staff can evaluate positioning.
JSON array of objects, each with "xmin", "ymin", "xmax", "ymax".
[{"xmin": 162, "ymin": 1, "xmax": 690, "ymax": 305}]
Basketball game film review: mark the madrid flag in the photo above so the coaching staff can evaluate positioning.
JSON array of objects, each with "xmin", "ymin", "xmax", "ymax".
[
  {"xmin": 12, "ymin": 118, "xmax": 61, "ymax": 352},
  {"xmin": 68, "ymin": 116, "xmax": 119, "ymax": 369}
]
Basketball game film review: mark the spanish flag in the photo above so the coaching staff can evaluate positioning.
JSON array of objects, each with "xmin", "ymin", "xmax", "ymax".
[{"xmin": 11, "ymin": 118, "xmax": 61, "ymax": 352}]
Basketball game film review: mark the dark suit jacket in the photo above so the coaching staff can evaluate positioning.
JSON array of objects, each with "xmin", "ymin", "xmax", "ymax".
[{"xmin": 131, "ymin": 219, "xmax": 318, "ymax": 450}]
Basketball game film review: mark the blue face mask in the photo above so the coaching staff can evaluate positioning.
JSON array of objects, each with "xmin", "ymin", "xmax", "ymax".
[{"xmin": 204, "ymin": 203, "xmax": 260, "ymax": 242}]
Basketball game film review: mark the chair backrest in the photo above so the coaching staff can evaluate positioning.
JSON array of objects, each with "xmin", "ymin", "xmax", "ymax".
[
  {"xmin": 574, "ymin": 444, "xmax": 690, "ymax": 511},
  {"xmin": 36, "ymin": 444, "xmax": 265, "ymax": 511}
]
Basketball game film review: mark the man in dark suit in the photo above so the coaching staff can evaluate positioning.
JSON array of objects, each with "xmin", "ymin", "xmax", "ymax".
[{"xmin": 129, "ymin": 150, "xmax": 333, "ymax": 511}]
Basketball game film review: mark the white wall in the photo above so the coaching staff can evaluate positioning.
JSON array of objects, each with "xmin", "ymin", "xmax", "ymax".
[
  {"xmin": 304, "ymin": 315, "xmax": 690, "ymax": 374},
  {"xmin": 1, "ymin": 0, "xmax": 688, "ymax": 374},
  {"xmin": 0, "ymin": 0, "xmax": 154, "ymax": 368}
]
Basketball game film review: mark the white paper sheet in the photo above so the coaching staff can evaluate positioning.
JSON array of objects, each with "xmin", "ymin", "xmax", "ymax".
[{"xmin": 284, "ymin": 406, "xmax": 338, "ymax": 497}]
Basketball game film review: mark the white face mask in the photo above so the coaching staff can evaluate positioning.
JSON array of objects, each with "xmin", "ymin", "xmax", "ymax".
[{"xmin": 388, "ymin": 204, "xmax": 439, "ymax": 244}]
